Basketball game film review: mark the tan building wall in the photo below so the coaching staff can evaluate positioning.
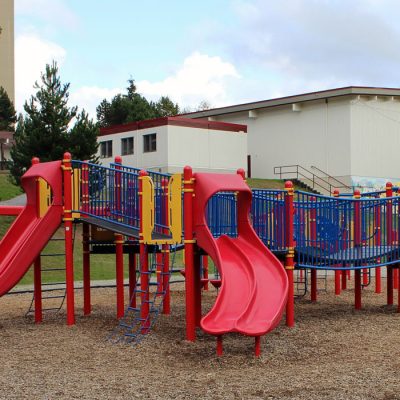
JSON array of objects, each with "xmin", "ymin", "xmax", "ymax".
[{"xmin": 0, "ymin": 0, "xmax": 15, "ymax": 104}]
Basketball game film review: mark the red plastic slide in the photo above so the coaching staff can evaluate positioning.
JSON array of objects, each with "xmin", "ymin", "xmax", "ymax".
[
  {"xmin": 0, "ymin": 161, "xmax": 63, "ymax": 296},
  {"xmin": 193, "ymin": 172, "xmax": 288, "ymax": 336}
]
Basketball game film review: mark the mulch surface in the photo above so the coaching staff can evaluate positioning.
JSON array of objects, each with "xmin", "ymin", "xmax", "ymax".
[{"xmin": 1, "ymin": 278, "xmax": 400, "ymax": 399}]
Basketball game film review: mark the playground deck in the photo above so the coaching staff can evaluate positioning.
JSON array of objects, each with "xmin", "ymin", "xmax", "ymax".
[{"xmin": 1, "ymin": 279, "xmax": 399, "ymax": 400}]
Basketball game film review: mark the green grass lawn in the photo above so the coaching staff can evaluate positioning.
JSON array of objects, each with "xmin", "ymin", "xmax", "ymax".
[{"xmin": 0, "ymin": 174, "xmax": 22, "ymax": 202}]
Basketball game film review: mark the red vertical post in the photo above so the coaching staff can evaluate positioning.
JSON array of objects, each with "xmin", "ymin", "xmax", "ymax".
[
  {"xmin": 284, "ymin": 181, "xmax": 295, "ymax": 327},
  {"xmin": 386, "ymin": 182, "xmax": 393, "ymax": 305},
  {"xmin": 162, "ymin": 177, "xmax": 171, "ymax": 315},
  {"xmin": 310, "ymin": 196, "xmax": 317, "ymax": 302},
  {"xmin": 31, "ymin": 157, "xmax": 43, "ymax": 323},
  {"xmin": 194, "ymin": 251, "xmax": 202, "ymax": 327},
  {"xmin": 184, "ymin": 166, "xmax": 196, "ymax": 341},
  {"xmin": 114, "ymin": 156, "xmax": 124, "ymax": 319},
  {"xmin": 216, "ymin": 336, "xmax": 223, "ymax": 356},
  {"xmin": 33, "ymin": 257, "xmax": 42, "ymax": 323},
  {"xmin": 82, "ymin": 223, "xmax": 91, "ymax": 315},
  {"xmin": 341, "ymin": 229, "xmax": 347, "ymax": 290},
  {"xmin": 354, "ymin": 190, "xmax": 362, "ymax": 310},
  {"xmin": 63, "ymin": 152, "xmax": 75, "ymax": 325},
  {"xmin": 375, "ymin": 199, "xmax": 382, "ymax": 294},
  {"xmin": 129, "ymin": 250, "xmax": 136, "ymax": 308},
  {"xmin": 139, "ymin": 170, "xmax": 150, "ymax": 332},
  {"xmin": 254, "ymin": 336, "xmax": 261, "ymax": 357},
  {"xmin": 333, "ymin": 190, "xmax": 341, "ymax": 295}
]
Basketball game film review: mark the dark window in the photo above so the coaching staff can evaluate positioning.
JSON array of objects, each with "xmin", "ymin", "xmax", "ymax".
[
  {"xmin": 143, "ymin": 133, "xmax": 157, "ymax": 153},
  {"xmin": 100, "ymin": 140, "xmax": 113, "ymax": 158},
  {"xmin": 121, "ymin": 137, "xmax": 134, "ymax": 155}
]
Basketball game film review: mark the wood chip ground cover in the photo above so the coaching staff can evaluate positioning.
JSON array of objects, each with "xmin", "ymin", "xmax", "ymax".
[{"xmin": 1, "ymin": 279, "xmax": 400, "ymax": 399}]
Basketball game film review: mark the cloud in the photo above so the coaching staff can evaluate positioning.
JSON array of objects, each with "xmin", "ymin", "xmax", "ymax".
[
  {"xmin": 15, "ymin": 33, "xmax": 66, "ymax": 112},
  {"xmin": 136, "ymin": 52, "xmax": 241, "ymax": 109},
  {"xmin": 69, "ymin": 86, "xmax": 122, "ymax": 120},
  {"xmin": 218, "ymin": 0, "xmax": 400, "ymax": 94}
]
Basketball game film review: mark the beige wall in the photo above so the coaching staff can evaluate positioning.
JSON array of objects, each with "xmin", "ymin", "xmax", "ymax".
[
  {"xmin": 206, "ymin": 98, "xmax": 352, "ymax": 180},
  {"xmin": 167, "ymin": 126, "xmax": 247, "ymax": 173},
  {"xmin": 350, "ymin": 96, "xmax": 400, "ymax": 179},
  {"xmin": 97, "ymin": 125, "xmax": 247, "ymax": 174},
  {"xmin": 0, "ymin": 0, "xmax": 15, "ymax": 103}
]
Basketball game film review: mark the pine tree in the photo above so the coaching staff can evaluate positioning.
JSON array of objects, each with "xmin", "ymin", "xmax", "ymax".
[
  {"xmin": 0, "ymin": 86, "xmax": 16, "ymax": 132},
  {"xmin": 10, "ymin": 62, "xmax": 99, "ymax": 185}
]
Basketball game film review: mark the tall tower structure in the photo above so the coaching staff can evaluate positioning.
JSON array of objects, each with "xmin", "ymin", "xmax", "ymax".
[{"xmin": 0, "ymin": 0, "xmax": 15, "ymax": 104}]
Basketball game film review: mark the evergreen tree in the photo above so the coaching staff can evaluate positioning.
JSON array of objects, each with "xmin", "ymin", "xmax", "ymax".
[
  {"xmin": 96, "ymin": 79, "xmax": 180, "ymax": 127},
  {"xmin": 155, "ymin": 96, "xmax": 180, "ymax": 117},
  {"xmin": 0, "ymin": 86, "xmax": 16, "ymax": 132},
  {"xmin": 10, "ymin": 62, "xmax": 99, "ymax": 185}
]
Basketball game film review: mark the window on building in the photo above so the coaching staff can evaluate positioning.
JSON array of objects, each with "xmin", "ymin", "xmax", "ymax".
[
  {"xmin": 143, "ymin": 133, "xmax": 157, "ymax": 153},
  {"xmin": 100, "ymin": 140, "xmax": 113, "ymax": 158},
  {"xmin": 121, "ymin": 137, "xmax": 134, "ymax": 155}
]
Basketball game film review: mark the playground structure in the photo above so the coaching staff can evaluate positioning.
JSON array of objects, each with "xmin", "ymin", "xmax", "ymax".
[{"xmin": 1, "ymin": 153, "xmax": 400, "ymax": 356}]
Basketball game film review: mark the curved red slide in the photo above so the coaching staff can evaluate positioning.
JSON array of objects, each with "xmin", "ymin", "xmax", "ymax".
[
  {"xmin": 0, "ymin": 161, "xmax": 63, "ymax": 296},
  {"xmin": 193, "ymin": 172, "xmax": 288, "ymax": 336}
]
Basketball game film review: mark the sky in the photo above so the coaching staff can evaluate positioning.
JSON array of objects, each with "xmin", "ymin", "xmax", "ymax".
[{"xmin": 13, "ymin": 0, "xmax": 400, "ymax": 119}]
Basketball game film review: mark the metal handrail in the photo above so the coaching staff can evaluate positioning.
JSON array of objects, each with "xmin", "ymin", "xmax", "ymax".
[
  {"xmin": 273, "ymin": 164, "xmax": 350, "ymax": 195},
  {"xmin": 310, "ymin": 165, "xmax": 352, "ymax": 190}
]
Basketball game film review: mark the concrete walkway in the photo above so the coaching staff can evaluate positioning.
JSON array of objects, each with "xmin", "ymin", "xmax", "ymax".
[{"xmin": 0, "ymin": 194, "xmax": 26, "ymax": 206}]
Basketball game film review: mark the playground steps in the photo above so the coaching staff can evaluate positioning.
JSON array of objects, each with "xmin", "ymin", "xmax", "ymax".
[
  {"xmin": 26, "ymin": 230, "xmax": 72, "ymax": 316},
  {"xmin": 109, "ymin": 248, "xmax": 175, "ymax": 344},
  {"xmin": 292, "ymin": 178, "xmax": 323, "ymax": 196}
]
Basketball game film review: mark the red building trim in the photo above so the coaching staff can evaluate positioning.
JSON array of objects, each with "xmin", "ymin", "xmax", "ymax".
[{"xmin": 99, "ymin": 117, "xmax": 247, "ymax": 136}]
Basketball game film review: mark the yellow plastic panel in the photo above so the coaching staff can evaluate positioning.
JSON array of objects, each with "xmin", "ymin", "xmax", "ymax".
[
  {"xmin": 141, "ymin": 175, "xmax": 155, "ymax": 243},
  {"xmin": 168, "ymin": 173, "xmax": 182, "ymax": 244},
  {"xmin": 38, "ymin": 178, "xmax": 51, "ymax": 217}
]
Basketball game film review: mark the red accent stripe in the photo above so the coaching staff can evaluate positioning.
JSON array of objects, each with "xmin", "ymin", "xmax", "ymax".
[{"xmin": 99, "ymin": 116, "xmax": 247, "ymax": 136}]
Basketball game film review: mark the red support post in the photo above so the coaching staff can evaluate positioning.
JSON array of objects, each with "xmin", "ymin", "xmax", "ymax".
[
  {"xmin": 63, "ymin": 152, "xmax": 75, "ymax": 325},
  {"xmin": 333, "ymin": 190, "xmax": 341, "ymax": 295},
  {"xmin": 139, "ymin": 170, "xmax": 150, "ymax": 333},
  {"xmin": 354, "ymin": 190, "xmax": 362, "ymax": 310},
  {"xmin": 114, "ymin": 156, "xmax": 125, "ymax": 319},
  {"xmin": 82, "ymin": 223, "xmax": 91, "ymax": 315},
  {"xmin": 162, "ymin": 178, "xmax": 170, "ymax": 314},
  {"xmin": 254, "ymin": 336, "xmax": 261, "ymax": 357},
  {"xmin": 33, "ymin": 257, "xmax": 42, "ymax": 323},
  {"xmin": 183, "ymin": 166, "xmax": 196, "ymax": 341},
  {"xmin": 341, "ymin": 223, "xmax": 348, "ymax": 290},
  {"xmin": 310, "ymin": 196, "xmax": 317, "ymax": 302},
  {"xmin": 31, "ymin": 157, "xmax": 43, "ymax": 324},
  {"xmin": 375, "ymin": 200, "xmax": 382, "ymax": 294},
  {"xmin": 284, "ymin": 181, "xmax": 295, "ymax": 327},
  {"xmin": 129, "ymin": 250, "xmax": 136, "ymax": 308},
  {"xmin": 216, "ymin": 335, "xmax": 223, "ymax": 356},
  {"xmin": 386, "ymin": 182, "xmax": 393, "ymax": 306}
]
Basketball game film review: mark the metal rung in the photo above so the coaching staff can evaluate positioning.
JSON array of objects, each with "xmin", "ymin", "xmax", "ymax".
[
  {"xmin": 124, "ymin": 333, "xmax": 138, "ymax": 338},
  {"xmin": 41, "ymin": 267, "xmax": 66, "ymax": 272},
  {"xmin": 42, "ymin": 295, "xmax": 65, "ymax": 300},
  {"xmin": 42, "ymin": 307, "xmax": 63, "ymax": 311},
  {"xmin": 127, "ymin": 307, "xmax": 140, "ymax": 312},
  {"xmin": 42, "ymin": 282, "xmax": 65, "ymax": 286},
  {"xmin": 142, "ymin": 300, "xmax": 154, "ymax": 305},
  {"xmin": 41, "ymin": 253, "xmax": 65, "ymax": 257},
  {"xmin": 119, "ymin": 322, "xmax": 135, "ymax": 329}
]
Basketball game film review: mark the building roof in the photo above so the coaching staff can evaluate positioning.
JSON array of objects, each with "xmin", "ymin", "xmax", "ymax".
[
  {"xmin": 98, "ymin": 116, "xmax": 247, "ymax": 136},
  {"xmin": 182, "ymin": 86, "xmax": 400, "ymax": 119}
]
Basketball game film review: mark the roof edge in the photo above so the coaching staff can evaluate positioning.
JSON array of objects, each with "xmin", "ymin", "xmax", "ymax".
[
  {"xmin": 99, "ymin": 116, "xmax": 247, "ymax": 136},
  {"xmin": 181, "ymin": 86, "xmax": 400, "ymax": 118}
]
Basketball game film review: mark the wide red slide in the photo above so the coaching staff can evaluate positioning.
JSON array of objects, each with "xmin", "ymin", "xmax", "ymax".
[
  {"xmin": 193, "ymin": 172, "xmax": 288, "ymax": 336},
  {"xmin": 0, "ymin": 161, "xmax": 63, "ymax": 296}
]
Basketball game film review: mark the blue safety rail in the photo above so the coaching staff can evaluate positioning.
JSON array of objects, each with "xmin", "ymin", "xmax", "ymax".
[
  {"xmin": 110, "ymin": 163, "xmax": 172, "ymax": 237},
  {"xmin": 72, "ymin": 161, "xmax": 140, "ymax": 230},
  {"xmin": 206, "ymin": 192, "xmax": 238, "ymax": 238},
  {"xmin": 295, "ymin": 190, "xmax": 400, "ymax": 270},
  {"xmin": 252, "ymin": 189, "xmax": 286, "ymax": 251}
]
